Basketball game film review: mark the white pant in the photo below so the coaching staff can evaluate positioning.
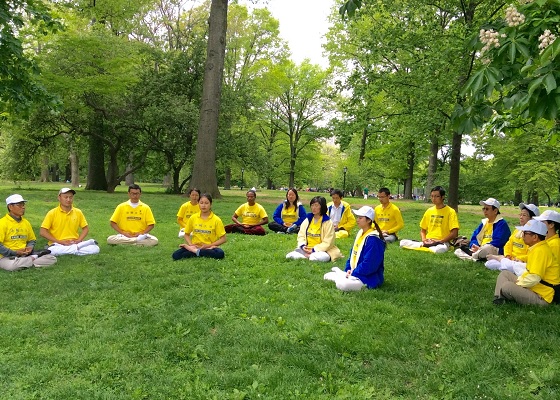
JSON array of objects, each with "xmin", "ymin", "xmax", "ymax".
[
  {"xmin": 324, "ymin": 267, "xmax": 365, "ymax": 291},
  {"xmin": 107, "ymin": 234, "xmax": 158, "ymax": 247},
  {"xmin": 178, "ymin": 229, "xmax": 185, "ymax": 238},
  {"xmin": 286, "ymin": 248, "xmax": 331, "ymax": 262},
  {"xmin": 399, "ymin": 239, "xmax": 450, "ymax": 254},
  {"xmin": 374, "ymin": 231, "xmax": 398, "ymax": 243},
  {"xmin": 48, "ymin": 239, "xmax": 100, "ymax": 256},
  {"xmin": 485, "ymin": 257, "xmax": 527, "ymax": 276}
]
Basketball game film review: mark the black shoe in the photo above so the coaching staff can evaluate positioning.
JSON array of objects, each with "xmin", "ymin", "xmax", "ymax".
[
  {"xmin": 493, "ymin": 296, "xmax": 505, "ymax": 305},
  {"xmin": 36, "ymin": 249, "xmax": 51, "ymax": 258}
]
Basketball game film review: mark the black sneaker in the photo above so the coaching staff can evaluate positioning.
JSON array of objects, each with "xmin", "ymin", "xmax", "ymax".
[
  {"xmin": 493, "ymin": 296, "xmax": 505, "ymax": 305},
  {"xmin": 36, "ymin": 249, "xmax": 52, "ymax": 258}
]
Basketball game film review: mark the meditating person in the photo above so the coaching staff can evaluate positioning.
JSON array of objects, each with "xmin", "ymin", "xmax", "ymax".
[
  {"xmin": 454, "ymin": 198, "xmax": 510, "ymax": 261},
  {"xmin": 0, "ymin": 194, "xmax": 57, "ymax": 271},
  {"xmin": 268, "ymin": 188, "xmax": 307, "ymax": 234},
  {"xmin": 286, "ymin": 196, "xmax": 342, "ymax": 262},
  {"xmin": 535, "ymin": 210, "xmax": 560, "ymax": 261},
  {"xmin": 224, "ymin": 190, "xmax": 268, "ymax": 235},
  {"xmin": 40, "ymin": 188, "xmax": 100, "ymax": 256},
  {"xmin": 107, "ymin": 184, "xmax": 158, "ymax": 246},
  {"xmin": 400, "ymin": 186, "xmax": 459, "ymax": 253},
  {"xmin": 485, "ymin": 203, "xmax": 539, "ymax": 275},
  {"xmin": 176, "ymin": 188, "xmax": 201, "ymax": 238},
  {"xmin": 326, "ymin": 189, "xmax": 356, "ymax": 239},
  {"xmin": 374, "ymin": 187, "xmax": 404, "ymax": 243},
  {"xmin": 324, "ymin": 206, "xmax": 386, "ymax": 291},
  {"xmin": 172, "ymin": 193, "xmax": 226, "ymax": 260},
  {"xmin": 493, "ymin": 219, "xmax": 560, "ymax": 306}
]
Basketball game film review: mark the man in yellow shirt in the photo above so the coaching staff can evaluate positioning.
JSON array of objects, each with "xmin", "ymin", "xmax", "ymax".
[
  {"xmin": 374, "ymin": 188, "xmax": 404, "ymax": 243},
  {"xmin": 327, "ymin": 189, "xmax": 356, "ymax": 239},
  {"xmin": 107, "ymin": 184, "xmax": 158, "ymax": 246},
  {"xmin": 0, "ymin": 194, "xmax": 57, "ymax": 271},
  {"xmin": 399, "ymin": 186, "xmax": 460, "ymax": 253},
  {"xmin": 40, "ymin": 188, "xmax": 100, "ymax": 256},
  {"xmin": 494, "ymin": 219, "xmax": 560, "ymax": 306}
]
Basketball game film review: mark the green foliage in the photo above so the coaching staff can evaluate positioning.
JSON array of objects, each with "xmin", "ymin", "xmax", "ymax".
[{"xmin": 464, "ymin": 0, "xmax": 560, "ymax": 124}]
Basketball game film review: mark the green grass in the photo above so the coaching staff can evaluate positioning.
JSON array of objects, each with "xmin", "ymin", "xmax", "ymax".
[{"xmin": 1, "ymin": 184, "xmax": 559, "ymax": 399}]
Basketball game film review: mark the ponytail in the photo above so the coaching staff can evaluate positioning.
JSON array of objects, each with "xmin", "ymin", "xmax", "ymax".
[{"xmin": 372, "ymin": 220, "xmax": 387, "ymax": 248}]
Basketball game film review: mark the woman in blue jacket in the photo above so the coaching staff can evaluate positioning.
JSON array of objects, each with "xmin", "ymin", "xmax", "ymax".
[
  {"xmin": 268, "ymin": 188, "xmax": 307, "ymax": 234},
  {"xmin": 324, "ymin": 206, "xmax": 386, "ymax": 291}
]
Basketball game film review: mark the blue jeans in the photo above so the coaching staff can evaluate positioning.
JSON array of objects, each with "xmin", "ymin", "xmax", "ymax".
[{"xmin": 172, "ymin": 247, "xmax": 225, "ymax": 260}]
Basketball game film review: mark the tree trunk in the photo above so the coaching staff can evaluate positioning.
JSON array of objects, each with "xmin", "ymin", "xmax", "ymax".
[
  {"xmin": 426, "ymin": 135, "xmax": 438, "ymax": 196},
  {"xmin": 447, "ymin": 131, "xmax": 462, "ymax": 212},
  {"xmin": 404, "ymin": 145, "xmax": 414, "ymax": 199},
  {"xmin": 514, "ymin": 189, "xmax": 522, "ymax": 205},
  {"xmin": 86, "ymin": 115, "xmax": 108, "ymax": 191},
  {"xmin": 69, "ymin": 149, "xmax": 79, "ymax": 187},
  {"xmin": 40, "ymin": 155, "xmax": 50, "ymax": 182},
  {"xmin": 224, "ymin": 166, "xmax": 231, "ymax": 190},
  {"xmin": 106, "ymin": 149, "xmax": 119, "ymax": 193},
  {"xmin": 289, "ymin": 153, "xmax": 296, "ymax": 188},
  {"xmin": 189, "ymin": 0, "xmax": 228, "ymax": 198},
  {"xmin": 125, "ymin": 165, "xmax": 135, "ymax": 186}
]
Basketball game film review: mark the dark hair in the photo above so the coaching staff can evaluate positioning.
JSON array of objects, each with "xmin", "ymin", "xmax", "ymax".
[
  {"xmin": 128, "ymin": 184, "xmax": 142, "ymax": 193},
  {"xmin": 199, "ymin": 193, "xmax": 213, "ymax": 204},
  {"xmin": 491, "ymin": 205, "xmax": 501, "ymax": 215},
  {"xmin": 188, "ymin": 188, "xmax": 201, "ymax": 197},
  {"xmin": 310, "ymin": 196, "xmax": 328, "ymax": 215},
  {"xmin": 520, "ymin": 206, "xmax": 537, "ymax": 218},
  {"xmin": 246, "ymin": 190, "xmax": 257, "ymax": 198},
  {"xmin": 330, "ymin": 189, "xmax": 343, "ymax": 198},
  {"xmin": 378, "ymin": 188, "xmax": 390, "ymax": 196},
  {"xmin": 430, "ymin": 186, "xmax": 445, "ymax": 197},
  {"xmin": 536, "ymin": 233, "xmax": 546, "ymax": 241},
  {"xmin": 284, "ymin": 188, "xmax": 299, "ymax": 210}
]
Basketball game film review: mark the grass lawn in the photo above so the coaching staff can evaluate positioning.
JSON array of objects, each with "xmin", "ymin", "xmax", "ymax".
[{"xmin": 1, "ymin": 183, "xmax": 559, "ymax": 399}]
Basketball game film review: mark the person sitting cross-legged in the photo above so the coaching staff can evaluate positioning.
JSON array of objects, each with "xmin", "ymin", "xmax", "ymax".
[
  {"xmin": 286, "ymin": 196, "xmax": 343, "ymax": 262},
  {"xmin": 172, "ymin": 193, "xmax": 226, "ymax": 260},
  {"xmin": 224, "ymin": 190, "xmax": 268, "ymax": 235},
  {"xmin": 399, "ymin": 186, "xmax": 459, "ymax": 254},
  {"xmin": 0, "ymin": 194, "xmax": 57, "ymax": 271},
  {"xmin": 40, "ymin": 188, "xmax": 100, "ymax": 256},
  {"xmin": 324, "ymin": 206, "xmax": 386, "ymax": 291},
  {"xmin": 268, "ymin": 188, "xmax": 307, "ymax": 234},
  {"xmin": 454, "ymin": 198, "xmax": 510, "ymax": 261},
  {"xmin": 326, "ymin": 189, "xmax": 356, "ymax": 239},
  {"xmin": 485, "ymin": 203, "xmax": 539, "ymax": 275},
  {"xmin": 374, "ymin": 187, "xmax": 404, "ymax": 243},
  {"xmin": 493, "ymin": 219, "xmax": 560, "ymax": 306},
  {"xmin": 176, "ymin": 188, "xmax": 201, "ymax": 238},
  {"xmin": 107, "ymin": 184, "xmax": 158, "ymax": 246}
]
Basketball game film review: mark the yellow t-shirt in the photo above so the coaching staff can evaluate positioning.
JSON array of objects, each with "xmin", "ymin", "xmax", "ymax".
[
  {"xmin": 281, "ymin": 206, "xmax": 298, "ymax": 224},
  {"xmin": 546, "ymin": 234, "xmax": 560, "ymax": 262},
  {"xmin": 350, "ymin": 228, "xmax": 374, "ymax": 268},
  {"xmin": 374, "ymin": 203, "xmax": 404, "ymax": 234},
  {"xmin": 520, "ymin": 240, "xmax": 560, "ymax": 303},
  {"xmin": 504, "ymin": 229, "xmax": 528, "ymax": 261},
  {"xmin": 41, "ymin": 205, "xmax": 88, "ymax": 244},
  {"xmin": 110, "ymin": 201, "xmax": 156, "ymax": 234},
  {"xmin": 0, "ymin": 214, "xmax": 36, "ymax": 257},
  {"xmin": 480, "ymin": 222, "xmax": 494, "ymax": 245},
  {"xmin": 420, "ymin": 205, "xmax": 460, "ymax": 241},
  {"xmin": 176, "ymin": 202, "xmax": 201, "ymax": 228},
  {"xmin": 306, "ymin": 217, "xmax": 322, "ymax": 248},
  {"xmin": 234, "ymin": 203, "xmax": 267, "ymax": 225},
  {"xmin": 185, "ymin": 212, "xmax": 226, "ymax": 246}
]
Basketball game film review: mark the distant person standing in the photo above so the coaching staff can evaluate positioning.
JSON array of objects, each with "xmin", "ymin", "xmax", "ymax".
[
  {"xmin": 363, "ymin": 187, "xmax": 369, "ymax": 200},
  {"xmin": 40, "ymin": 188, "xmax": 100, "ymax": 256},
  {"xmin": 0, "ymin": 194, "xmax": 57, "ymax": 271},
  {"xmin": 374, "ymin": 188, "xmax": 404, "ymax": 243},
  {"xmin": 107, "ymin": 184, "xmax": 158, "ymax": 246}
]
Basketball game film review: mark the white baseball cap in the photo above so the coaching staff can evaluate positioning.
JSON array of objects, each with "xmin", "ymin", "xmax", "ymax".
[
  {"xmin": 516, "ymin": 219, "xmax": 548, "ymax": 236},
  {"xmin": 480, "ymin": 198, "xmax": 500, "ymax": 208},
  {"xmin": 519, "ymin": 203, "xmax": 540, "ymax": 216},
  {"xmin": 6, "ymin": 194, "xmax": 27, "ymax": 205},
  {"xmin": 353, "ymin": 206, "xmax": 375, "ymax": 220},
  {"xmin": 59, "ymin": 188, "xmax": 76, "ymax": 195},
  {"xmin": 535, "ymin": 210, "xmax": 560, "ymax": 224}
]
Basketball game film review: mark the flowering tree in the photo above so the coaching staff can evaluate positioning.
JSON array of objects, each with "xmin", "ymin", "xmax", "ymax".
[{"xmin": 463, "ymin": 0, "xmax": 560, "ymax": 125}]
